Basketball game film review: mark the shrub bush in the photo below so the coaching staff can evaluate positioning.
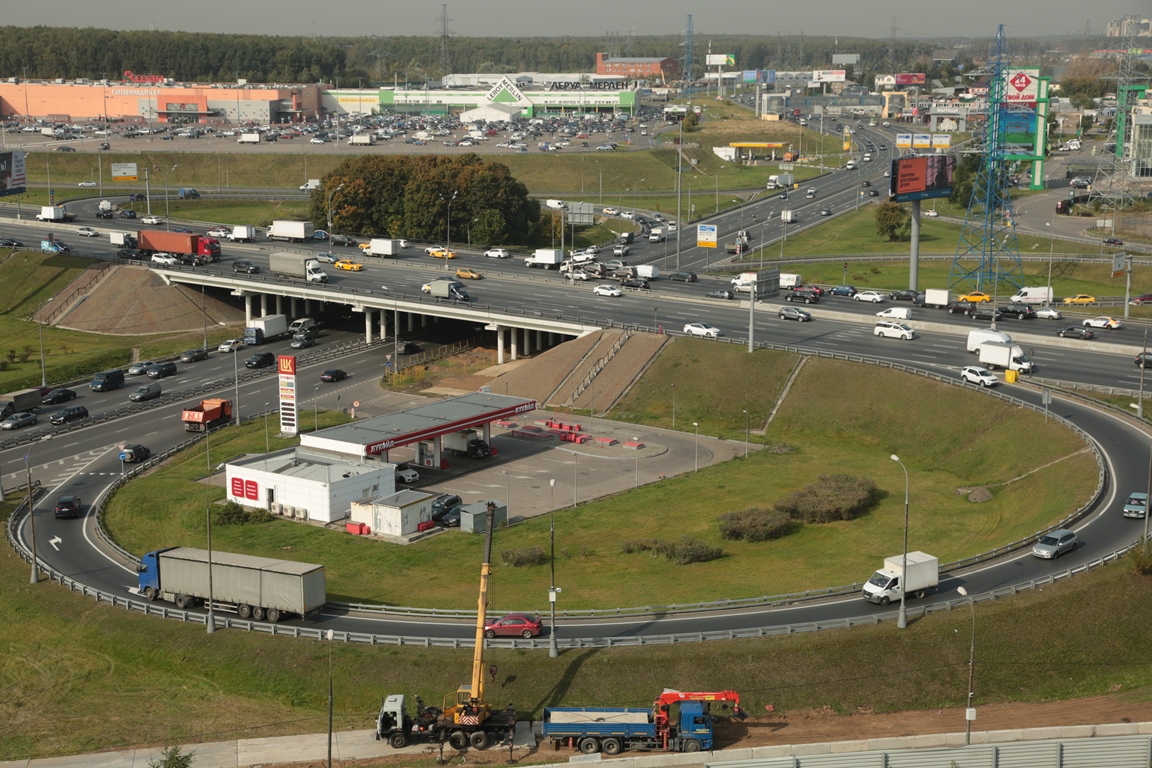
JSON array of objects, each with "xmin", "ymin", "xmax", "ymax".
[
  {"xmin": 500, "ymin": 547, "xmax": 546, "ymax": 567},
  {"xmin": 718, "ymin": 508, "xmax": 794, "ymax": 541},
  {"xmin": 213, "ymin": 501, "xmax": 273, "ymax": 526},
  {"xmin": 774, "ymin": 474, "xmax": 879, "ymax": 524},
  {"xmin": 1129, "ymin": 540, "xmax": 1152, "ymax": 575},
  {"xmin": 621, "ymin": 537, "xmax": 722, "ymax": 565}
]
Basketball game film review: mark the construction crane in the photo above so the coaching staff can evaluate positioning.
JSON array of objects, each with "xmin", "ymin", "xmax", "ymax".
[{"xmin": 653, "ymin": 689, "xmax": 747, "ymax": 750}]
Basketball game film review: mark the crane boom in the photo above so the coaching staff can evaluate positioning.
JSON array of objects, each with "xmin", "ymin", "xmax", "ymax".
[{"xmin": 469, "ymin": 503, "xmax": 496, "ymax": 706}]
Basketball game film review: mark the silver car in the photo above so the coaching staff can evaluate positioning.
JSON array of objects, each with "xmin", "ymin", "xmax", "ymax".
[
  {"xmin": 1031, "ymin": 529, "xmax": 1078, "ymax": 559},
  {"xmin": 1123, "ymin": 492, "xmax": 1148, "ymax": 519},
  {"xmin": 0, "ymin": 412, "xmax": 37, "ymax": 430}
]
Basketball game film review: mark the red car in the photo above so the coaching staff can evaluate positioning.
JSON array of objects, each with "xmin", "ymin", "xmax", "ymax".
[{"xmin": 483, "ymin": 612, "xmax": 542, "ymax": 639}]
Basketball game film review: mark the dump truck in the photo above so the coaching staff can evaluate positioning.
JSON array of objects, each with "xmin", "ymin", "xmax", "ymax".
[
  {"xmin": 862, "ymin": 551, "xmax": 939, "ymax": 606},
  {"xmin": 138, "ymin": 230, "xmax": 221, "ymax": 262},
  {"xmin": 269, "ymin": 251, "xmax": 328, "ymax": 283},
  {"xmin": 36, "ymin": 206, "xmax": 75, "ymax": 222},
  {"xmin": 181, "ymin": 398, "xmax": 233, "ymax": 432},
  {"xmin": 0, "ymin": 389, "xmax": 43, "ymax": 421},
  {"xmin": 443, "ymin": 430, "xmax": 492, "ymax": 458},
  {"xmin": 136, "ymin": 547, "xmax": 326, "ymax": 622},
  {"xmin": 267, "ymin": 220, "xmax": 315, "ymax": 242},
  {"xmin": 525, "ymin": 248, "xmax": 563, "ymax": 269},
  {"xmin": 243, "ymin": 314, "xmax": 289, "ymax": 345},
  {"xmin": 228, "ymin": 226, "xmax": 257, "ymax": 242},
  {"xmin": 363, "ymin": 238, "xmax": 402, "ymax": 257}
]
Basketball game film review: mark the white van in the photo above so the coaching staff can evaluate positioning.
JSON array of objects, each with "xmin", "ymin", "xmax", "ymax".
[
  {"xmin": 876, "ymin": 307, "xmax": 911, "ymax": 320},
  {"xmin": 874, "ymin": 321, "xmax": 915, "ymax": 340},
  {"xmin": 967, "ymin": 328, "xmax": 1013, "ymax": 354}
]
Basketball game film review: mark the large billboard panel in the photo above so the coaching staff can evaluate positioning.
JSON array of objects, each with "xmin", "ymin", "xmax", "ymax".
[
  {"xmin": 812, "ymin": 70, "xmax": 846, "ymax": 83},
  {"xmin": 1003, "ymin": 69, "xmax": 1039, "ymax": 104},
  {"xmin": 891, "ymin": 155, "xmax": 955, "ymax": 203},
  {"xmin": 743, "ymin": 70, "xmax": 759, "ymax": 83},
  {"xmin": 111, "ymin": 162, "xmax": 139, "ymax": 181},
  {"xmin": 706, "ymin": 54, "xmax": 735, "ymax": 67},
  {"xmin": 913, "ymin": 133, "xmax": 932, "ymax": 149},
  {"xmin": 895, "ymin": 133, "xmax": 913, "ymax": 149},
  {"xmin": 894, "ymin": 73, "xmax": 927, "ymax": 86},
  {"xmin": 1003, "ymin": 109, "xmax": 1039, "ymax": 158},
  {"xmin": 0, "ymin": 151, "xmax": 26, "ymax": 197}
]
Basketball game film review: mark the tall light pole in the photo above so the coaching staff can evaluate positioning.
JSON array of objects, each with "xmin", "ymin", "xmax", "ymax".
[
  {"xmin": 1045, "ymin": 220, "xmax": 1055, "ymax": 307},
  {"xmin": 232, "ymin": 341, "xmax": 241, "ymax": 429},
  {"xmin": 693, "ymin": 422, "xmax": 700, "ymax": 473},
  {"xmin": 633, "ymin": 438, "xmax": 640, "ymax": 487},
  {"xmin": 36, "ymin": 297, "xmax": 53, "ymax": 388},
  {"xmin": 742, "ymin": 410, "xmax": 749, "ymax": 457},
  {"xmin": 466, "ymin": 218, "xmax": 478, "ymax": 247},
  {"xmin": 206, "ymin": 493, "xmax": 215, "ymax": 634},
  {"xmin": 675, "ymin": 119, "xmax": 683, "ymax": 271},
  {"xmin": 890, "ymin": 454, "xmax": 910, "ymax": 630},
  {"xmin": 326, "ymin": 628, "xmax": 335, "ymax": 768},
  {"xmin": 326, "ymin": 183, "xmax": 344, "ymax": 238},
  {"xmin": 548, "ymin": 478, "xmax": 558, "ymax": 658},
  {"xmin": 445, "ymin": 190, "xmax": 458, "ymax": 271},
  {"xmin": 163, "ymin": 164, "xmax": 177, "ymax": 231},
  {"xmin": 633, "ymin": 178, "xmax": 644, "ymax": 216},
  {"xmin": 671, "ymin": 384, "xmax": 676, "ymax": 429},
  {"xmin": 25, "ymin": 444, "xmax": 45, "ymax": 584},
  {"xmin": 264, "ymin": 402, "xmax": 270, "ymax": 452},
  {"xmin": 956, "ymin": 586, "xmax": 976, "ymax": 745}
]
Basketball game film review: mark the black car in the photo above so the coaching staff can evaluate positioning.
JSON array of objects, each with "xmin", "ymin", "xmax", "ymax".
[
  {"xmin": 396, "ymin": 341, "xmax": 421, "ymax": 355},
  {"xmin": 41, "ymin": 387, "xmax": 76, "ymax": 405},
  {"xmin": 828, "ymin": 285, "xmax": 857, "ymax": 297},
  {"xmin": 179, "ymin": 348, "xmax": 209, "ymax": 363},
  {"xmin": 233, "ymin": 260, "xmax": 259, "ymax": 274},
  {"xmin": 438, "ymin": 506, "xmax": 462, "ymax": 528},
  {"xmin": 948, "ymin": 300, "xmax": 977, "ymax": 315},
  {"xmin": 119, "ymin": 210, "xmax": 137, "ymax": 219},
  {"xmin": 431, "ymin": 493, "xmax": 463, "ymax": 522},
  {"xmin": 668, "ymin": 271, "xmax": 697, "ymax": 283},
  {"xmin": 785, "ymin": 289, "xmax": 820, "ymax": 304},
  {"xmin": 1000, "ymin": 304, "xmax": 1036, "ymax": 319},
  {"xmin": 861, "ymin": 180, "xmax": 872, "ymax": 187},
  {"xmin": 50, "ymin": 405, "xmax": 89, "ymax": 425},
  {"xmin": 120, "ymin": 443, "xmax": 150, "ymax": 463},
  {"xmin": 621, "ymin": 277, "xmax": 650, "ymax": 289},
  {"xmin": 868, "ymin": 189, "xmax": 880, "ymax": 197},
  {"xmin": 330, "ymin": 235, "xmax": 357, "ymax": 247},
  {"xmin": 320, "ymin": 369, "xmax": 347, "ymax": 382},
  {"xmin": 0, "ymin": 238, "xmax": 24, "ymax": 247},
  {"xmin": 1059, "ymin": 326, "xmax": 1094, "ymax": 340},
  {"xmin": 245, "ymin": 352, "xmax": 275, "ymax": 369},
  {"xmin": 116, "ymin": 248, "xmax": 142, "ymax": 260},
  {"xmin": 54, "ymin": 495, "xmax": 83, "ymax": 519},
  {"xmin": 290, "ymin": 336, "xmax": 315, "ymax": 349},
  {"xmin": 706, "ymin": 289, "xmax": 735, "ymax": 300},
  {"xmin": 1137, "ymin": 352, "xmax": 1150, "ymax": 368},
  {"xmin": 969, "ymin": 306, "xmax": 1002, "ymax": 321},
  {"xmin": 96, "ymin": 210, "xmax": 114, "ymax": 219},
  {"xmin": 146, "ymin": 361, "xmax": 178, "ymax": 379},
  {"xmin": 1104, "ymin": 237, "xmax": 1124, "ymax": 247},
  {"xmin": 889, "ymin": 289, "xmax": 919, "ymax": 302},
  {"xmin": 54, "ymin": 145, "xmax": 77, "ymax": 152}
]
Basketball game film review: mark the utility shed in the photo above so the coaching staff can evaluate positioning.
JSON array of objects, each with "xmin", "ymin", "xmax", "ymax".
[
  {"xmin": 349, "ymin": 490, "xmax": 436, "ymax": 538},
  {"xmin": 460, "ymin": 501, "xmax": 508, "ymax": 533}
]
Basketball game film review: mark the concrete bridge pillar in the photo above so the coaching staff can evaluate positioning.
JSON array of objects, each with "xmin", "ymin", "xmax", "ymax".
[
  {"xmin": 291, "ymin": 298, "xmax": 299, "ymax": 317},
  {"xmin": 304, "ymin": 299, "xmax": 313, "ymax": 315},
  {"xmin": 510, "ymin": 328, "xmax": 518, "ymax": 361},
  {"xmin": 260, "ymin": 294, "xmax": 268, "ymax": 316},
  {"xmin": 496, "ymin": 325, "xmax": 505, "ymax": 365},
  {"xmin": 364, "ymin": 309, "xmax": 374, "ymax": 344},
  {"xmin": 275, "ymin": 295, "xmax": 283, "ymax": 315},
  {"xmin": 407, "ymin": 313, "xmax": 416, "ymax": 333},
  {"xmin": 244, "ymin": 294, "xmax": 253, "ymax": 325}
]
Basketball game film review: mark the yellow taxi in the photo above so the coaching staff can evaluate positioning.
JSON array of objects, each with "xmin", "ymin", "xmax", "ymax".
[
  {"xmin": 429, "ymin": 248, "xmax": 457, "ymax": 259},
  {"xmin": 333, "ymin": 260, "xmax": 364, "ymax": 271},
  {"xmin": 1062, "ymin": 294, "xmax": 1096, "ymax": 305},
  {"xmin": 455, "ymin": 267, "xmax": 484, "ymax": 280},
  {"xmin": 957, "ymin": 291, "xmax": 992, "ymax": 303}
]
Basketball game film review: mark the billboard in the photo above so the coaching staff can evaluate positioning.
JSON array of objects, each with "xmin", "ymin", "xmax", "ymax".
[
  {"xmin": 931, "ymin": 134, "xmax": 952, "ymax": 149},
  {"xmin": 1003, "ymin": 69, "xmax": 1040, "ymax": 104},
  {"xmin": 812, "ymin": 70, "xmax": 846, "ymax": 83},
  {"xmin": 111, "ymin": 162, "xmax": 139, "ymax": 181},
  {"xmin": 1003, "ymin": 109, "xmax": 1038, "ymax": 157},
  {"xmin": 278, "ymin": 355, "xmax": 298, "ymax": 435},
  {"xmin": 706, "ymin": 54, "xmax": 735, "ymax": 67},
  {"xmin": 912, "ymin": 133, "xmax": 932, "ymax": 149},
  {"xmin": 890, "ymin": 155, "xmax": 955, "ymax": 203},
  {"xmin": 894, "ymin": 73, "xmax": 927, "ymax": 86},
  {"xmin": 896, "ymin": 133, "xmax": 913, "ymax": 149},
  {"xmin": 0, "ymin": 151, "xmax": 26, "ymax": 197},
  {"xmin": 697, "ymin": 224, "xmax": 717, "ymax": 249},
  {"xmin": 743, "ymin": 70, "xmax": 758, "ymax": 83}
]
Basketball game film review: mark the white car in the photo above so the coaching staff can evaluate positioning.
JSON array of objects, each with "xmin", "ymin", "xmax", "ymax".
[
  {"xmin": 613, "ymin": 245, "xmax": 630, "ymax": 257},
  {"xmin": 425, "ymin": 245, "xmax": 447, "ymax": 254},
  {"xmin": 593, "ymin": 284, "xmax": 623, "ymax": 297},
  {"xmin": 1083, "ymin": 316, "xmax": 1121, "ymax": 329},
  {"xmin": 571, "ymin": 251, "xmax": 595, "ymax": 264},
  {"xmin": 76, "ymin": 227, "xmax": 99, "ymax": 237},
  {"xmin": 396, "ymin": 467, "xmax": 420, "ymax": 484},
  {"xmin": 1035, "ymin": 307, "xmax": 1062, "ymax": 320},
  {"xmin": 141, "ymin": 215, "xmax": 164, "ymax": 225},
  {"xmin": 620, "ymin": 211, "xmax": 635, "ymax": 220},
  {"xmin": 923, "ymin": 209, "xmax": 940, "ymax": 218},
  {"xmin": 960, "ymin": 366, "xmax": 998, "ymax": 387},
  {"xmin": 484, "ymin": 248, "xmax": 510, "ymax": 258},
  {"xmin": 78, "ymin": 181, "xmax": 97, "ymax": 188},
  {"xmin": 853, "ymin": 291, "xmax": 885, "ymax": 303},
  {"xmin": 567, "ymin": 269, "xmax": 590, "ymax": 281},
  {"xmin": 310, "ymin": 137, "xmax": 326, "ymax": 144},
  {"xmin": 217, "ymin": 339, "xmax": 243, "ymax": 353},
  {"xmin": 683, "ymin": 322, "xmax": 722, "ymax": 338},
  {"xmin": 150, "ymin": 253, "xmax": 178, "ymax": 266},
  {"xmin": 206, "ymin": 227, "xmax": 230, "ymax": 238},
  {"xmin": 602, "ymin": 207, "xmax": 619, "ymax": 215},
  {"xmin": 874, "ymin": 321, "xmax": 915, "ymax": 340}
]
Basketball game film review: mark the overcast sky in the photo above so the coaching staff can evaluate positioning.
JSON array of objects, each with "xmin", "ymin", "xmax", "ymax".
[{"xmin": 4, "ymin": 1, "xmax": 1139, "ymax": 40}]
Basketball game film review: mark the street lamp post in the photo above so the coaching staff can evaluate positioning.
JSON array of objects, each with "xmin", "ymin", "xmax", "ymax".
[
  {"xmin": 25, "ymin": 445, "xmax": 44, "ymax": 584},
  {"xmin": 163, "ymin": 164, "xmax": 177, "ymax": 231},
  {"xmin": 548, "ymin": 478, "xmax": 558, "ymax": 658},
  {"xmin": 742, "ymin": 410, "xmax": 749, "ymax": 457},
  {"xmin": 633, "ymin": 178, "xmax": 644, "ymax": 216},
  {"xmin": 467, "ymin": 218, "xmax": 478, "ymax": 247},
  {"xmin": 633, "ymin": 438, "xmax": 640, "ymax": 487},
  {"xmin": 956, "ymin": 586, "xmax": 976, "ymax": 745},
  {"xmin": 693, "ymin": 422, "xmax": 700, "ymax": 473},
  {"xmin": 445, "ymin": 190, "xmax": 458, "ymax": 270},
  {"xmin": 264, "ymin": 402, "xmax": 270, "ymax": 452},
  {"xmin": 671, "ymin": 384, "xmax": 676, "ymax": 429},
  {"xmin": 890, "ymin": 454, "xmax": 910, "ymax": 630},
  {"xmin": 36, "ymin": 297, "xmax": 53, "ymax": 388},
  {"xmin": 326, "ymin": 628, "xmax": 335, "ymax": 768},
  {"xmin": 326, "ymin": 183, "xmax": 344, "ymax": 238}
]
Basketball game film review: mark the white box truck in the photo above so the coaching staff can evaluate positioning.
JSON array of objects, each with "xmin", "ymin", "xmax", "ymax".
[
  {"xmin": 525, "ymin": 248, "xmax": 563, "ymax": 269},
  {"xmin": 443, "ymin": 429, "xmax": 492, "ymax": 458},
  {"xmin": 967, "ymin": 328, "xmax": 1013, "ymax": 354},
  {"xmin": 268, "ymin": 251, "xmax": 328, "ymax": 283},
  {"xmin": 427, "ymin": 281, "xmax": 469, "ymax": 301},
  {"xmin": 36, "ymin": 206, "xmax": 71, "ymax": 222},
  {"xmin": 918, "ymin": 289, "xmax": 951, "ymax": 309},
  {"xmin": 237, "ymin": 133, "xmax": 261, "ymax": 144},
  {"xmin": 780, "ymin": 272, "xmax": 802, "ymax": 289},
  {"xmin": 110, "ymin": 231, "xmax": 137, "ymax": 247},
  {"xmin": 1009, "ymin": 286, "xmax": 1053, "ymax": 305},
  {"xmin": 228, "ymin": 225, "xmax": 257, "ymax": 242},
  {"xmin": 267, "ymin": 220, "xmax": 315, "ymax": 242},
  {"xmin": 636, "ymin": 265, "xmax": 660, "ymax": 280},
  {"xmin": 978, "ymin": 341, "xmax": 1033, "ymax": 373},
  {"xmin": 243, "ymin": 314, "xmax": 289, "ymax": 345},
  {"xmin": 348, "ymin": 134, "xmax": 376, "ymax": 146},
  {"xmin": 364, "ymin": 238, "xmax": 401, "ymax": 257},
  {"xmin": 648, "ymin": 228, "xmax": 665, "ymax": 243},
  {"xmin": 862, "ymin": 551, "xmax": 939, "ymax": 605},
  {"xmin": 731, "ymin": 272, "xmax": 759, "ymax": 293},
  {"xmin": 781, "ymin": 210, "xmax": 796, "ymax": 224}
]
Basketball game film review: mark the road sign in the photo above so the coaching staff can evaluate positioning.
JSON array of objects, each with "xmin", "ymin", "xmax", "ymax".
[
  {"xmin": 118, "ymin": 452, "xmax": 127, "ymax": 461},
  {"xmin": 1112, "ymin": 252, "xmax": 1127, "ymax": 278},
  {"xmin": 697, "ymin": 224, "xmax": 717, "ymax": 249}
]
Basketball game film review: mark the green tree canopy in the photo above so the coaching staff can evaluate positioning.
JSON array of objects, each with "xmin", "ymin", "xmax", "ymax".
[{"xmin": 874, "ymin": 201, "xmax": 911, "ymax": 242}]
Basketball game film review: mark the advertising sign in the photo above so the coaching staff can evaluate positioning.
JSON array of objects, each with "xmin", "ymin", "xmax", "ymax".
[
  {"xmin": 931, "ymin": 134, "xmax": 952, "ymax": 149},
  {"xmin": 912, "ymin": 133, "xmax": 932, "ymax": 149},
  {"xmin": 0, "ymin": 151, "xmax": 26, "ymax": 197},
  {"xmin": 697, "ymin": 224, "xmax": 717, "ymax": 249},
  {"xmin": 895, "ymin": 133, "xmax": 913, "ymax": 148},
  {"xmin": 812, "ymin": 70, "xmax": 847, "ymax": 83},
  {"xmin": 890, "ymin": 155, "xmax": 955, "ymax": 203},
  {"xmin": 743, "ymin": 70, "xmax": 758, "ymax": 83},
  {"xmin": 1003, "ymin": 69, "xmax": 1040, "ymax": 104},
  {"xmin": 277, "ymin": 355, "xmax": 298, "ymax": 435},
  {"xmin": 706, "ymin": 54, "xmax": 735, "ymax": 67},
  {"xmin": 895, "ymin": 73, "xmax": 927, "ymax": 86},
  {"xmin": 111, "ymin": 162, "xmax": 138, "ymax": 181}
]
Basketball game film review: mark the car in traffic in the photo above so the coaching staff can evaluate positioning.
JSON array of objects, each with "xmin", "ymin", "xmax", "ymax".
[
  {"xmin": 429, "ymin": 248, "xmax": 457, "ymax": 259},
  {"xmin": 128, "ymin": 360, "xmax": 157, "ymax": 375},
  {"xmin": 999, "ymin": 304, "xmax": 1036, "ymax": 320},
  {"xmin": 867, "ymin": 189, "xmax": 880, "ymax": 196},
  {"xmin": 668, "ymin": 271, "xmax": 697, "ymax": 282},
  {"xmin": 960, "ymin": 366, "xmax": 998, "ymax": 387},
  {"xmin": 146, "ymin": 362, "xmax": 178, "ymax": 379},
  {"xmin": 601, "ymin": 207, "xmax": 619, "ymax": 215},
  {"xmin": 969, "ymin": 306, "xmax": 1002, "ymax": 322},
  {"xmin": 706, "ymin": 289, "xmax": 735, "ymax": 300},
  {"xmin": 455, "ymin": 267, "xmax": 483, "ymax": 280},
  {"xmin": 1035, "ymin": 307, "xmax": 1062, "ymax": 320},
  {"xmin": 621, "ymin": 277, "xmax": 650, "ymax": 290},
  {"xmin": 233, "ymin": 260, "xmax": 259, "ymax": 274},
  {"xmin": 290, "ymin": 336, "xmax": 315, "ymax": 349},
  {"xmin": 1123, "ymin": 492, "xmax": 1148, "ymax": 519},
  {"xmin": 957, "ymin": 291, "xmax": 992, "ymax": 303},
  {"xmin": 1031, "ymin": 528, "xmax": 1078, "ymax": 559},
  {"xmin": 828, "ymin": 285, "xmax": 857, "ymax": 297},
  {"xmin": 141, "ymin": 215, "xmax": 164, "ymax": 225},
  {"xmin": 119, "ymin": 210, "xmax": 137, "ymax": 219},
  {"xmin": 128, "ymin": 383, "xmax": 161, "ymax": 402},
  {"xmin": 54, "ymin": 495, "xmax": 84, "ymax": 519},
  {"xmin": 1132, "ymin": 294, "xmax": 1152, "ymax": 306},
  {"xmin": 853, "ymin": 291, "xmax": 885, "ymax": 304},
  {"xmin": 333, "ymin": 259, "xmax": 363, "ymax": 271},
  {"xmin": 245, "ymin": 352, "xmax": 275, "ymax": 369},
  {"xmin": 778, "ymin": 306, "xmax": 812, "ymax": 322},
  {"xmin": 76, "ymin": 227, "xmax": 99, "ymax": 237},
  {"xmin": 566, "ymin": 269, "xmax": 590, "ymax": 281},
  {"xmin": 119, "ymin": 443, "xmax": 151, "ymax": 463},
  {"xmin": 78, "ymin": 180, "xmax": 97, "ymax": 188},
  {"xmin": 41, "ymin": 388, "xmax": 76, "ymax": 405},
  {"xmin": 820, "ymin": 208, "xmax": 832, "ymax": 216},
  {"xmin": 1104, "ymin": 237, "xmax": 1124, "ymax": 247},
  {"xmin": 1058, "ymin": 326, "xmax": 1095, "ymax": 340},
  {"xmin": 484, "ymin": 248, "xmax": 510, "ymax": 258},
  {"xmin": 483, "ymin": 612, "xmax": 542, "ymax": 639},
  {"xmin": 923, "ymin": 209, "xmax": 940, "ymax": 218},
  {"xmin": 613, "ymin": 244, "xmax": 631, "ymax": 257},
  {"xmin": 50, "ymin": 405, "xmax": 89, "ymax": 425},
  {"xmin": 874, "ymin": 321, "xmax": 915, "ymax": 340},
  {"xmin": 179, "ymin": 348, "xmax": 209, "ymax": 363},
  {"xmin": 55, "ymin": 145, "xmax": 76, "ymax": 152},
  {"xmin": 320, "ymin": 369, "xmax": 347, "ymax": 382},
  {"xmin": 786, "ymin": 288, "xmax": 821, "ymax": 304},
  {"xmin": 217, "ymin": 339, "xmax": 243, "ymax": 353},
  {"xmin": 0, "ymin": 238, "xmax": 25, "ymax": 247},
  {"xmin": 683, "ymin": 322, "xmax": 721, "ymax": 338},
  {"xmin": 206, "ymin": 227, "xmax": 230, "ymax": 238},
  {"xmin": 593, "ymin": 284, "xmax": 623, "ymax": 297},
  {"xmin": 1063, "ymin": 294, "xmax": 1096, "ymax": 305},
  {"xmin": 150, "ymin": 253, "xmax": 178, "ymax": 266},
  {"xmin": 1083, "ymin": 316, "xmax": 1120, "ymax": 329},
  {"xmin": 0, "ymin": 412, "xmax": 37, "ymax": 430},
  {"xmin": 330, "ymin": 235, "xmax": 357, "ymax": 247},
  {"xmin": 889, "ymin": 289, "xmax": 919, "ymax": 302}
]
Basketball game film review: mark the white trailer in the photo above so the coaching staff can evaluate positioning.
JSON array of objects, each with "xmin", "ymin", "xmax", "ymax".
[
  {"xmin": 364, "ymin": 239, "xmax": 401, "ymax": 257},
  {"xmin": 526, "ymin": 248, "xmax": 564, "ymax": 269},
  {"xmin": 919, "ymin": 289, "xmax": 951, "ymax": 308},
  {"xmin": 237, "ymin": 133, "xmax": 261, "ymax": 144},
  {"xmin": 267, "ymin": 220, "xmax": 315, "ymax": 242},
  {"xmin": 228, "ymin": 226, "xmax": 257, "ymax": 242}
]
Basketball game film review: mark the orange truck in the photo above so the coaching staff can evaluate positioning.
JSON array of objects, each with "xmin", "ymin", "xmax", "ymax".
[{"xmin": 182, "ymin": 398, "xmax": 233, "ymax": 432}]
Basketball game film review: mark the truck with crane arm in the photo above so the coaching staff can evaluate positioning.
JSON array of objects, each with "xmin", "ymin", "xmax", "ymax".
[{"xmin": 375, "ymin": 502, "xmax": 517, "ymax": 751}]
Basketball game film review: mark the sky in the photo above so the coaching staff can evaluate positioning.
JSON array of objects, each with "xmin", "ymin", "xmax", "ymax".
[{"xmin": 3, "ymin": 1, "xmax": 1141, "ymax": 40}]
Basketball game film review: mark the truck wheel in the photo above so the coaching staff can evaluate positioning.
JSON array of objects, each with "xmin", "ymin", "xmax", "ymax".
[
  {"xmin": 448, "ymin": 731, "xmax": 468, "ymax": 750},
  {"xmin": 252, "ymin": 606, "xmax": 266, "ymax": 621},
  {"xmin": 578, "ymin": 736, "xmax": 600, "ymax": 754},
  {"xmin": 469, "ymin": 730, "xmax": 489, "ymax": 749},
  {"xmin": 683, "ymin": 739, "xmax": 702, "ymax": 753},
  {"xmin": 914, "ymin": 589, "xmax": 926, "ymax": 599},
  {"xmin": 602, "ymin": 737, "xmax": 623, "ymax": 756},
  {"xmin": 143, "ymin": 587, "xmax": 157, "ymax": 601},
  {"xmin": 389, "ymin": 732, "xmax": 407, "ymax": 749},
  {"xmin": 880, "ymin": 596, "xmax": 891, "ymax": 606},
  {"xmin": 266, "ymin": 608, "xmax": 281, "ymax": 623},
  {"xmin": 174, "ymin": 594, "xmax": 190, "ymax": 609},
  {"xmin": 238, "ymin": 604, "xmax": 252, "ymax": 619}
]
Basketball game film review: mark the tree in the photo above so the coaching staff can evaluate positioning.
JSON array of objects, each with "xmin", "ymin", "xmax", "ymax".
[
  {"xmin": 681, "ymin": 112, "xmax": 699, "ymax": 132},
  {"xmin": 874, "ymin": 201, "xmax": 911, "ymax": 242},
  {"xmin": 148, "ymin": 746, "xmax": 194, "ymax": 768}
]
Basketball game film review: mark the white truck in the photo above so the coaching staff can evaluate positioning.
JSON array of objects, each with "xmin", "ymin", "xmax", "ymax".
[
  {"xmin": 780, "ymin": 272, "xmax": 802, "ymax": 289},
  {"xmin": 862, "ymin": 552, "xmax": 939, "ymax": 606},
  {"xmin": 109, "ymin": 231, "xmax": 136, "ymax": 247},
  {"xmin": 98, "ymin": 200, "xmax": 113, "ymax": 213},
  {"xmin": 267, "ymin": 220, "xmax": 315, "ymax": 242},
  {"xmin": 967, "ymin": 328, "xmax": 1013, "ymax": 354},
  {"xmin": 268, "ymin": 251, "xmax": 328, "ymax": 283},
  {"xmin": 237, "ymin": 133, "xmax": 261, "ymax": 144},
  {"xmin": 636, "ymin": 265, "xmax": 660, "ymax": 280},
  {"xmin": 299, "ymin": 179, "xmax": 321, "ymax": 191},
  {"xmin": 363, "ymin": 239, "xmax": 402, "ymax": 257},
  {"xmin": 648, "ymin": 228, "xmax": 665, "ymax": 243},
  {"xmin": 1009, "ymin": 286, "xmax": 1053, "ymax": 305},
  {"xmin": 525, "ymin": 248, "xmax": 564, "ymax": 269},
  {"xmin": 36, "ymin": 206, "xmax": 72, "ymax": 222},
  {"xmin": 426, "ymin": 280, "xmax": 469, "ymax": 301},
  {"xmin": 918, "ymin": 288, "xmax": 951, "ymax": 309},
  {"xmin": 243, "ymin": 314, "xmax": 289, "ymax": 345},
  {"xmin": 730, "ymin": 271, "xmax": 759, "ymax": 293},
  {"xmin": 781, "ymin": 210, "xmax": 796, "ymax": 224},
  {"xmin": 348, "ymin": 134, "xmax": 376, "ymax": 146},
  {"xmin": 228, "ymin": 226, "xmax": 257, "ymax": 242},
  {"xmin": 545, "ymin": 199, "xmax": 567, "ymax": 210},
  {"xmin": 978, "ymin": 341, "xmax": 1033, "ymax": 373},
  {"xmin": 443, "ymin": 429, "xmax": 492, "ymax": 458},
  {"xmin": 766, "ymin": 173, "xmax": 795, "ymax": 190}
]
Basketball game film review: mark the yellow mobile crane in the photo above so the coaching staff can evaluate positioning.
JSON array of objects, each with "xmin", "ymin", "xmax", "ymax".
[{"xmin": 376, "ymin": 502, "xmax": 516, "ymax": 750}]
